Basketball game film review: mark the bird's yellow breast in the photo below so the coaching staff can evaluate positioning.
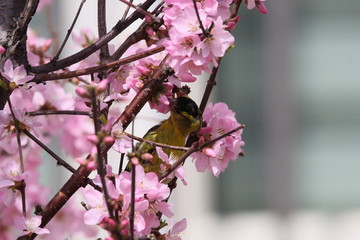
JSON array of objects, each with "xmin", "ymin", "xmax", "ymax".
[{"xmin": 139, "ymin": 112, "xmax": 201, "ymax": 174}]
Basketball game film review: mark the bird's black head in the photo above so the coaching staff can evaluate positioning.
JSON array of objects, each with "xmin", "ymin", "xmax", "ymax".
[{"xmin": 173, "ymin": 97, "xmax": 201, "ymax": 120}]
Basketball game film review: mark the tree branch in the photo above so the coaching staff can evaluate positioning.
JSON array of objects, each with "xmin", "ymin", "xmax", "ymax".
[
  {"xmin": 24, "ymin": 53, "xmax": 171, "ymax": 240},
  {"xmin": 199, "ymin": 59, "xmax": 221, "ymax": 114},
  {"xmin": 52, "ymin": 0, "xmax": 86, "ymax": 61},
  {"xmin": 27, "ymin": 110, "xmax": 92, "ymax": 117},
  {"xmin": 90, "ymin": 88, "xmax": 115, "ymax": 220},
  {"xmin": 23, "ymin": 129, "xmax": 100, "ymax": 190},
  {"xmin": 30, "ymin": 45, "xmax": 165, "ymax": 83},
  {"xmin": 98, "ymin": 0, "xmax": 110, "ymax": 60},
  {"xmin": 29, "ymin": 0, "xmax": 157, "ymax": 74}
]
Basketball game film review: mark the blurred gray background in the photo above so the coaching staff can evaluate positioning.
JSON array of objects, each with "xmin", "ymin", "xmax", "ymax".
[{"xmin": 217, "ymin": 0, "xmax": 360, "ymax": 213}]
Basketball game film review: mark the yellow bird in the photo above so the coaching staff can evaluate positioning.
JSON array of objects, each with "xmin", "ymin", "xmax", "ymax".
[{"xmin": 128, "ymin": 96, "xmax": 202, "ymax": 174}]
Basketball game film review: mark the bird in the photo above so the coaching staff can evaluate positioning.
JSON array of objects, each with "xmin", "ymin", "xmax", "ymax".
[{"xmin": 127, "ymin": 96, "xmax": 202, "ymax": 175}]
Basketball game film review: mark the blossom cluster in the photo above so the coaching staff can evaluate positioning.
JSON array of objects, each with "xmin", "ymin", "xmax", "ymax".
[
  {"xmin": 163, "ymin": 0, "xmax": 234, "ymax": 82},
  {"xmin": 84, "ymin": 165, "xmax": 180, "ymax": 238},
  {"xmin": 0, "ymin": 0, "xmax": 267, "ymax": 238},
  {"xmin": 192, "ymin": 102, "xmax": 245, "ymax": 177}
]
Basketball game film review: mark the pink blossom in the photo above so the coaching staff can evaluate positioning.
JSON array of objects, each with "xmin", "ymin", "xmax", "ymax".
[
  {"xmin": 26, "ymin": 28, "xmax": 52, "ymax": 66},
  {"xmin": 0, "ymin": 109, "xmax": 42, "ymax": 139},
  {"xmin": 117, "ymin": 165, "xmax": 172, "ymax": 235},
  {"xmin": 83, "ymin": 188, "xmax": 109, "ymax": 225},
  {"xmin": 46, "ymin": 197, "xmax": 98, "ymax": 239},
  {"xmin": 197, "ymin": 17, "xmax": 235, "ymax": 58},
  {"xmin": 156, "ymin": 147, "xmax": 187, "ymax": 185},
  {"xmin": 72, "ymin": 28, "xmax": 96, "ymax": 48},
  {"xmin": 165, "ymin": 29, "xmax": 201, "ymax": 58},
  {"xmin": 0, "ymin": 161, "xmax": 30, "ymax": 206},
  {"xmin": 0, "ymin": 161, "xmax": 29, "ymax": 188},
  {"xmin": 14, "ymin": 215, "xmax": 50, "ymax": 236},
  {"xmin": 192, "ymin": 102, "xmax": 245, "ymax": 177},
  {"xmin": 76, "ymin": 147, "xmax": 98, "ymax": 171},
  {"xmin": 0, "ymin": 110, "xmax": 12, "ymax": 139},
  {"xmin": 104, "ymin": 66, "xmax": 133, "ymax": 102},
  {"xmin": 27, "ymin": 29, "xmax": 52, "ymax": 53},
  {"xmin": 1, "ymin": 60, "xmax": 34, "ymax": 85},
  {"xmin": 96, "ymin": 79, "xmax": 109, "ymax": 95},
  {"xmin": 148, "ymin": 82, "xmax": 174, "ymax": 113},
  {"xmin": 163, "ymin": 2, "xmax": 234, "ymax": 83},
  {"xmin": 164, "ymin": 218, "xmax": 187, "ymax": 240},
  {"xmin": 112, "ymin": 125, "xmax": 132, "ymax": 154}
]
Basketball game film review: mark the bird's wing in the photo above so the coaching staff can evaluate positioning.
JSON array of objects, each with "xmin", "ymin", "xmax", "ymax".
[{"xmin": 136, "ymin": 124, "xmax": 160, "ymax": 154}]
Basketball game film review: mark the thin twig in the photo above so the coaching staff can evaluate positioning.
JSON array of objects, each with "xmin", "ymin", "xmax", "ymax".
[
  {"xmin": 7, "ymin": 99, "xmax": 25, "ymax": 172},
  {"xmin": 90, "ymin": 88, "xmax": 115, "ymax": 220},
  {"xmin": 159, "ymin": 125, "xmax": 244, "ymax": 180},
  {"xmin": 7, "ymin": 98, "xmax": 26, "ymax": 216},
  {"xmin": 122, "ymin": 131, "xmax": 190, "ymax": 152},
  {"xmin": 30, "ymin": 45, "xmax": 165, "ymax": 83},
  {"xmin": 17, "ymin": 0, "xmax": 40, "ymax": 39},
  {"xmin": 130, "ymin": 160, "xmax": 136, "ymax": 240},
  {"xmin": 23, "ymin": 129, "xmax": 100, "ymax": 190},
  {"xmin": 30, "ymin": 0, "xmax": 157, "ymax": 74},
  {"xmin": 121, "ymin": 0, "xmax": 134, "ymax": 20},
  {"xmin": 192, "ymin": 0, "xmax": 209, "ymax": 37},
  {"xmin": 130, "ymin": 116, "xmax": 136, "ymax": 240},
  {"xmin": 159, "ymin": 144, "xmax": 198, "ymax": 181},
  {"xmin": 118, "ymin": 153, "xmax": 125, "ymax": 174},
  {"xmin": 110, "ymin": 22, "xmax": 148, "ymax": 61},
  {"xmin": 202, "ymin": 125, "xmax": 244, "ymax": 149},
  {"xmin": 23, "ymin": 129, "xmax": 76, "ymax": 173},
  {"xmin": 19, "ymin": 184, "xmax": 27, "ymax": 217},
  {"xmin": 231, "ymin": 0, "xmax": 243, "ymax": 18},
  {"xmin": 199, "ymin": 59, "xmax": 221, "ymax": 113},
  {"xmin": 27, "ymin": 110, "xmax": 92, "ymax": 117},
  {"xmin": 53, "ymin": 0, "xmax": 87, "ymax": 61},
  {"xmin": 119, "ymin": 0, "xmax": 156, "ymax": 20}
]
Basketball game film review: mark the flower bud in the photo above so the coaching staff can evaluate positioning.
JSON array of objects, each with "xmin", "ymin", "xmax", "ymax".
[
  {"xmin": 87, "ymin": 160, "xmax": 97, "ymax": 171},
  {"xmin": 146, "ymin": 27, "xmax": 154, "ymax": 36},
  {"xmin": 76, "ymin": 157, "xmax": 86, "ymax": 165},
  {"xmin": 145, "ymin": 15, "xmax": 152, "ymax": 24},
  {"xmin": 202, "ymin": 147, "xmax": 217, "ymax": 158},
  {"xmin": 136, "ymin": 65, "xmax": 149, "ymax": 75},
  {"xmin": 256, "ymin": 2, "xmax": 268, "ymax": 14},
  {"xmin": 103, "ymin": 136, "xmax": 115, "ymax": 145},
  {"xmin": 75, "ymin": 86, "xmax": 90, "ymax": 98},
  {"xmin": 90, "ymin": 146, "xmax": 98, "ymax": 157},
  {"xmin": 95, "ymin": 79, "xmax": 109, "ymax": 95},
  {"xmin": 226, "ymin": 16, "xmax": 240, "ymax": 31},
  {"xmin": 40, "ymin": 39, "xmax": 52, "ymax": 52},
  {"xmin": 0, "ymin": 45, "xmax": 5, "ymax": 55},
  {"xmin": 86, "ymin": 134, "xmax": 99, "ymax": 144},
  {"xmin": 141, "ymin": 153, "xmax": 154, "ymax": 161},
  {"xmin": 131, "ymin": 157, "xmax": 139, "ymax": 165}
]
